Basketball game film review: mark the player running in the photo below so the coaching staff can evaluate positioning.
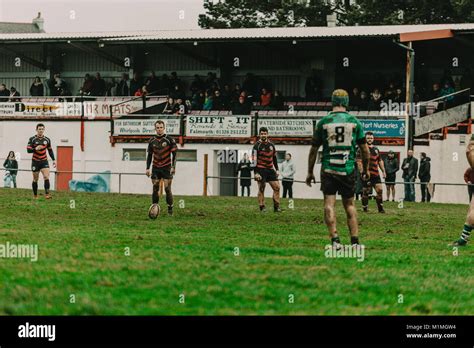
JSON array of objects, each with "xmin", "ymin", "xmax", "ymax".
[
  {"xmin": 453, "ymin": 135, "xmax": 474, "ymax": 246},
  {"xmin": 306, "ymin": 89, "xmax": 370, "ymax": 248},
  {"xmin": 356, "ymin": 131, "xmax": 386, "ymax": 213},
  {"xmin": 252, "ymin": 127, "xmax": 281, "ymax": 212},
  {"xmin": 146, "ymin": 120, "xmax": 177, "ymax": 217},
  {"xmin": 27, "ymin": 123, "xmax": 56, "ymax": 199}
]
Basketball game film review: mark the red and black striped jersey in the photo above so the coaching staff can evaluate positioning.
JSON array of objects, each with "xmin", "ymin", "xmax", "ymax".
[
  {"xmin": 357, "ymin": 145, "xmax": 380, "ymax": 177},
  {"xmin": 252, "ymin": 140, "xmax": 279, "ymax": 170},
  {"xmin": 147, "ymin": 134, "xmax": 177, "ymax": 169},
  {"xmin": 27, "ymin": 135, "xmax": 55, "ymax": 161}
]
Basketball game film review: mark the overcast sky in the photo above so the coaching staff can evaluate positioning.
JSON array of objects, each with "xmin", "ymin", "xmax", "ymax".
[{"xmin": 0, "ymin": 0, "xmax": 205, "ymax": 32}]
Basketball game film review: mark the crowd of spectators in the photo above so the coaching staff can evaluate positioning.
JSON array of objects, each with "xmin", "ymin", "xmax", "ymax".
[{"xmin": 1, "ymin": 68, "xmax": 472, "ymax": 116}]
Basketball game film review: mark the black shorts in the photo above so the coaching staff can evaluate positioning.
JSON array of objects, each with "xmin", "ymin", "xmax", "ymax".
[
  {"xmin": 31, "ymin": 160, "xmax": 49, "ymax": 172},
  {"xmin": 363, "ymin": 175, "xmax": 382, "ymax": 188},
  {"xmin": 385, "ymin": 174, "xmax": 396, "ymax": 185},
  {"xmin": 256, "ymin": 168, "xmax": 278, "ymax": 183},
  {"xmin": 151, "ymin": 166, "xmax": 172, "ymax": 180},
  {"xmin": 320, "ymin": 170, "xmax": 355, "ymax": 199}
]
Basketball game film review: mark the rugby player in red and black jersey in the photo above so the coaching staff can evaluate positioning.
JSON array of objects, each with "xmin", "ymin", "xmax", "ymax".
[
  {"xmin": 252, "ymin": 127, "xmax": 281, "ymax": 212},
  {"xmin": 146, "ymin": 120, "xmax": 177, "ymax": 216},
  {"xmin": 356, "ymin": 131, "xmax": 386, "ymax": 213},
  {"xmin": 27, "ymin": 123, "xmax": 56, "ymax": 199}
]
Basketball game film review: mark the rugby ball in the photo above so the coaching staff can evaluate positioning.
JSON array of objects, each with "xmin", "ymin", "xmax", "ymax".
[{"xmin": 148, "ymin": 204, "xmax": 160, "ymax": 219}]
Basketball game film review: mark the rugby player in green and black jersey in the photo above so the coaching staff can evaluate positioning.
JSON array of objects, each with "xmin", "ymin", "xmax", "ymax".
[
  {"xmin": 306, "ymin": 89, "xmax": 370, "ymax": 248},
  {"xmin": 252, "ymin": 127, "xmax": 281, "ymax": 213},
  {"xmin": 146, "ymin": 120, "xmax": 177, "ymax": 217},
  {"xmin": 27, "ymin": 123, "xmax": 56, "ymax": 199}
]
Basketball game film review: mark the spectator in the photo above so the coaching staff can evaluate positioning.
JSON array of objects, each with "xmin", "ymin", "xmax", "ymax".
[
  {"xmin": 383, "ymin": 150, "xmax": 399, "ymax": 202},
  {"xmin": 463, "ymin": 167, "xmax": 474, "ymax": 202},
  {"xmin": 440, "ymin": 82, "xmax": 455, "ymax": 101},
  {"xmin": 428, "ymin": 83, "xmax": 441, "ymax": 100},
  {"xmin": 393, "ymin": 88, "xmax": 405, "ymax": 103},
  {"xmin": 418, "ymin": 152, "xmax": 431, "ymax": 203},
  {"xmin": 3, "ymin": 150, "xmax": 18, "ymax": 188},
  {"xmin": 402, "ymin": 149, "xmax": 418, "ymax": 202},
  {"xmin": 134, "ymin": 85, "xmax": 148, "ymax": 97},
  {"xmin": 236, "ymin": 153, "xmax": 252, "ymax": 197},
  {"xmin": 30, "ymin": 76, "xmax": 44, "ymax": 96},
  {"xmin": 213, "ymin": 90, "xmax": 224, "ymax": 111},
  {"xmin": 232, "ymin": 84, "xmax": 242, "ymax": 104},
  {"xmin": 384, "ymin": 81, "xmax": 396, "ymax": 100},
  {"xmin": 260, "ymin": 88, "xmax": 272, "ymax": 107},
  {"xmin": 202, "ymin": 90, "xmax": 214, "ymax": 111},
  {"xmin": 221, "ymin": 84, "xmax": 232, "ymax": 110},
  {"xmin": 81, "ymin": 74, "xmax": 94, "ymax": 95},
  {"xmin": 117, "ymin": 73, "xmax": 130, "ymax": 96},
  {"xmin": 190, "ymin": 74, "xmax": 204, "ymax": 96},
  {"xmin": 130, "ymin": 72, "xmax": 142, "ymax": 96},
  {"xmin": 350, "ymin": 87, "xmax": 361, "ymax": 109},
  {"xmin": 231, "ymin": 95, "xmax": 251, "ymax": 115},
  {"xmin": 191, "ymin": 91, "xmax": 204, "ymax": 110},
  {"xmin": 107, "ymin": 78, "xmax": 118, "ymax": 96},
  {"xmin": 281, "ymin": 153, "xmax": 296, "ymax": 199},
  {"xmin": 9, "ymin": 87, "xmax": 20, "ymax": 102},
  {"xmin": 53, "ymin": 73, "xmax": 67, "ymax": 97},
  {"xmin": 204, "ymin": 72, "xmax": 218, "ymax": 91},
  {"xmin": 359, "ymin": 90, "xmax": 369, "ymax": 110},
  {"xmin": 271, "ymin": 90, "xmax": 284, "ymax": 110},
  {"xmin": 162, "ymin": 97, "xmax": 175, "ymax": 114},
  {"xmin": 0, "ymin": 84, "xmax": 9, "ymax": 101},
  {"xmin": 169, "ymin": 84, "xmax": 185, "ymax": 101},
  {"xmin": 368, "ymin": 88, "xmax": 383, "ymax": 111},
  {"xmin": 92, "ymin": 72, "xmax": 106, "ymax": 96},
  {"xmin": 145, "ymin": 71, "xmax": 159, "ymax": 95},
  {"xmin": 169, "ymin": 71, "xmax": 182, "ymax": 90},
  {"xmin": 175, "ymin": 98, "xmax": 188, "ymax": 115}
]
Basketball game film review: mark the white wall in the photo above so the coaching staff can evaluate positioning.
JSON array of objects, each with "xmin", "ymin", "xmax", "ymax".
[{"xmin": 0, "ymin": 119, "xmax": 470, "ymax": 204}]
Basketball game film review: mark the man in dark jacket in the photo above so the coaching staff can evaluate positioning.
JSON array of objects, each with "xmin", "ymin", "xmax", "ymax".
[
  {"xmin": 236, "ymin": 153, "xmax": 252, "ymax": 197},
  {"xmin": 383, "ymin": 150, "xmax": 399, "ymax": 201},
  {"xmin": 418, "ymin": 152, "xmax": 431, "ymax": 202},
  {"xmin": 402, "ymin": 149, "xmax": 418, "ymax": 202},
  {"xmin": 117, "ymin": 73, "xmax": 130, "ymax": 96}
]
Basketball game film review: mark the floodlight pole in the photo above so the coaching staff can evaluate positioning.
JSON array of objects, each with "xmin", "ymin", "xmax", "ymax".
[{"xmin": 393, "ymin": 40, "xmax": 415, "ymax": 151}]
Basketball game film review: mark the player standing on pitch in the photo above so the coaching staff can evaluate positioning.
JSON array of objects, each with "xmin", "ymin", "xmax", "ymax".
[
  {"xmin": 453, "ymin": 135, "xmax": 474, "ymax": 246},
  {"xmin": 357, "ymin": 131, "xmax": 386, "ymax": 213},
  {"xmin": 306, "ymin": 89, "xmax": 370, "ymax": 248},
  {"xmin": 146, "ymin": 120, "xmax": 177, "ymax": 217},
  {"xmin": 252, "ymin": 127, "xmax": 281, "ymax": 212},
  {"xmin": 27, "ymin": 123, "xmax": 56, "ymax": 199}
]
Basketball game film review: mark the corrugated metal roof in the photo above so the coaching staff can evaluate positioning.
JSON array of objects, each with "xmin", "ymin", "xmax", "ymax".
[
  {"xmin": 0, "ymin": 23, "xmax": 473, "ymax": 42},
  {"xmin": 0, "ymin": 22, "xmax": 44, "ymax": 34}
]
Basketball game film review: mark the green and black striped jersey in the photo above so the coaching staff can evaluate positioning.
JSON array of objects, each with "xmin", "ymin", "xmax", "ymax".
[{"xmin": 311, "ymin": 111, "xmax": 366, "ymax": 176}]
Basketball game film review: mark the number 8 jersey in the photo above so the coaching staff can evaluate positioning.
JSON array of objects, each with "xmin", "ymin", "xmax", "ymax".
[{"xmin": 311, "ymin": 111, "xmax": 366, "ymax": 176}]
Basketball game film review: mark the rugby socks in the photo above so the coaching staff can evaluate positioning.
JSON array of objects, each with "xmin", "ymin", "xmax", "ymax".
[
  {"xmin": 165, "ymin": 191, "xmax": 173, "ymax": 207},
  {"xmin": 459, "ymin": 224, "xmax": 472, "ymax": 244},
  {"xmin": 351, "ymin": 236, "xmax": 360, "ymax": 245},
  {"xmin": 44, "ymin": 179, "xmax": 50, "ymax": 194},
  {"xmin": 362, "ymin": 194, "xmax": 369, "ymax": 211},
  {"xmin": 376, "ymin": 196, "xmax": 384, "ymax": 212},
  {"xmin": 152, "ymin": 184, "xmax": 159, "ymax": 204},
  {"xmin": 32, "ymin": 181, "xmax": 38, "ymax": 196}
]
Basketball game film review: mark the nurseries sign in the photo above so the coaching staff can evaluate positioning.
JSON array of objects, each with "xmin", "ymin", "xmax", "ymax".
[{"xmin": 186, "ymin": 115, "xmax": 252, "ymax": 137}]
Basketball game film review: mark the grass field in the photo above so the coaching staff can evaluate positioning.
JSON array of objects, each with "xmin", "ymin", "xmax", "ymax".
[{"xmin": 0, "ymin": 187, "xmax": 473, "ymax": 315}]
